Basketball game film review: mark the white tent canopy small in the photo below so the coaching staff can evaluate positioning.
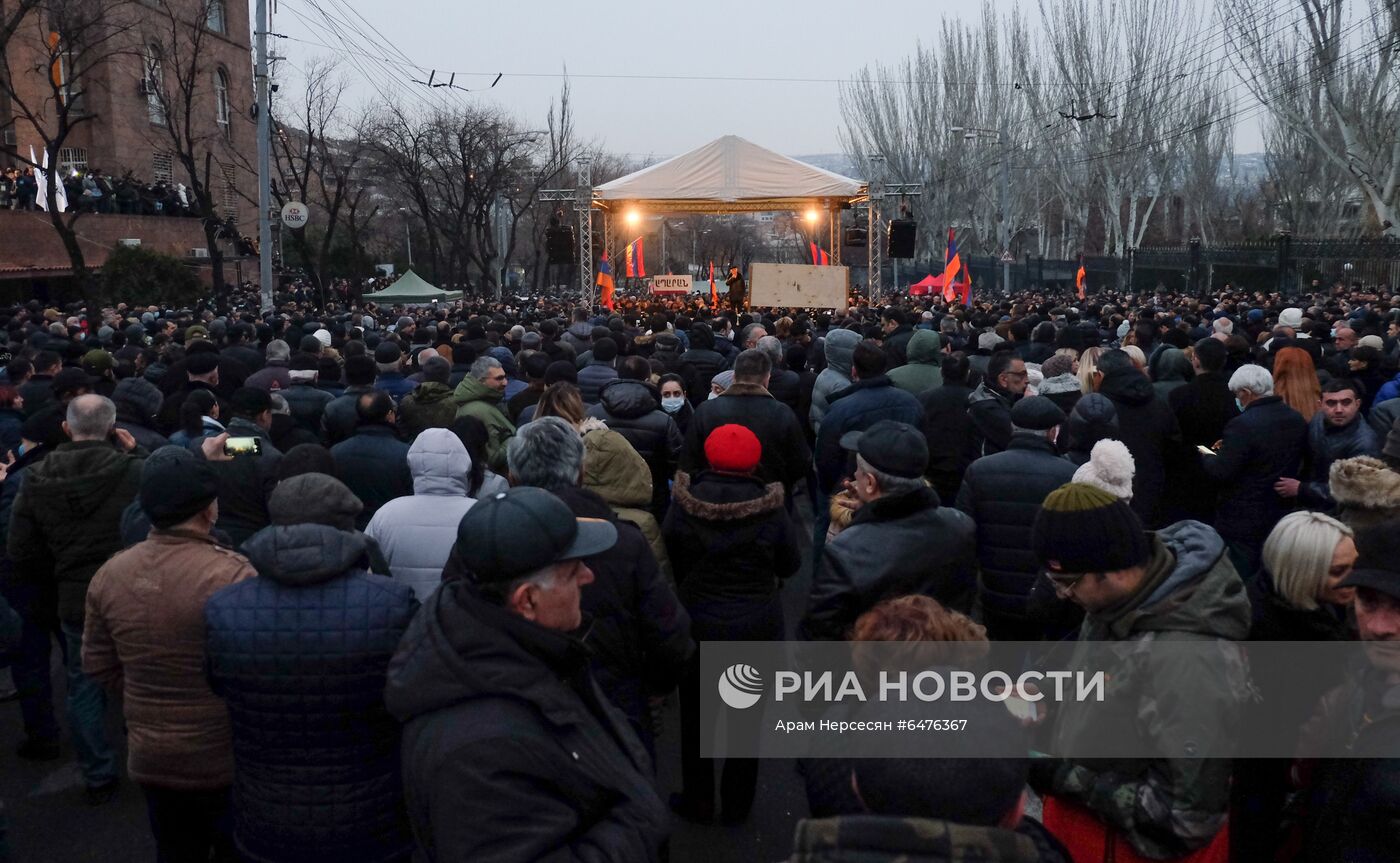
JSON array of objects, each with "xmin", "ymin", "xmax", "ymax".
[
  {"xmin": 364, "ymin": 270, "xmax": 462, "ymax": 304},
  {"xmin": 594, "ymin": 135, "xmax": 864, "ymax": 212}
]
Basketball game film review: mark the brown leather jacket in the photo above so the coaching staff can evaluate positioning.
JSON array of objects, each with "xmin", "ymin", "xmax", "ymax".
[{"xmin": 83, "ymin": 528, "xmax": 256, "ymax": 789}]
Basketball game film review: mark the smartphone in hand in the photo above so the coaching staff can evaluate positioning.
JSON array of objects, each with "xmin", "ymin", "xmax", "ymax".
[{"xmin": 224, "ymin": 437, "xmax": 263, "ymax": 457}]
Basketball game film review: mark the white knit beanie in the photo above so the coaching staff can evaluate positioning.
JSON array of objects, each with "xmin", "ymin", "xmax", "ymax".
[{"xmin": 1072, "ymin": 439, "xmax": 1135, "ymax": 501}]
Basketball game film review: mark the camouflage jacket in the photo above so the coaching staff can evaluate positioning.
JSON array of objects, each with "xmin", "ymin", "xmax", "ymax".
[
  {"xmin": 1033, "ymin": 521, "xmax": 1251, "ymax": 861},
  {"xmin": 786, "ymin": 815, "xmax": 1070, "ymax": 862}
]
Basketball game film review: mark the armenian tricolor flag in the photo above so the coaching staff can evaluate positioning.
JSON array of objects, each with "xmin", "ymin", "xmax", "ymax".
[
  {"xmin": 624, "ymin": 238, "xmax": 646, "ymax": 278},
  {"xmin": 709, "ymin": 261, "xmax": 717, "ymax": 306},
  {"xmin": 941, "ymin": 228, "xmax": 968, "ymax": 305},
  {"xmin": 597, "ymin": 252, "xmax": 615, "ymax": 311},
  {"xmin": 809, "ymin": 242, "xmax": 830, "ymax": 266},
  {"xmin": 1076, "ymin": 257, "xmax": 1087, "ymax": 300}
]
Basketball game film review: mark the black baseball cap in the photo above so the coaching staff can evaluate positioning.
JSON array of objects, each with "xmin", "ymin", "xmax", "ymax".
[
  {"xmin": 455, "ymin": 487, "xmax": 617, "ymax": 583},
  {"xmin": 839, "ymin": 420, "xmax": 928, "ymax": 479},
  {"xmin": 1339, "ymin": 519, "xmax": 1400, "ymax": 600},
  {"xmin": 51, "ymin": 366, "xmax": 98, "ymax": 396}
]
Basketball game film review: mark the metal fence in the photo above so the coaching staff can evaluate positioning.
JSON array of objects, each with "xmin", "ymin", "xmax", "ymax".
[{"xmin": 891, "ymin": 236, "xmax": 1400, "ymax": 297}]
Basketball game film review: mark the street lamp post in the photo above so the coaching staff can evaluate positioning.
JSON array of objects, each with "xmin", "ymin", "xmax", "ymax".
[{"xmin": 398, "ymin": 207, "xmax": 414, "ymax": 269}]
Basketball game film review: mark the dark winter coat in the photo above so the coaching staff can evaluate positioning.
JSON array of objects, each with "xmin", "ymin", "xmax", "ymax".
[
  {"xmin": 205, "ymin": 524, "xmax": 419, "ymax": 863},
  {"xmin": 664, "ymin": 471, "xmax": 801, "ymax": 605},
  {"xmin": 966, "ymin": 381, "xmax": 1020, "ymax": 458},
  {"xmin": 561, "ymin": 320, "xmax": 595, "ymax": 356},
  {"xmin": 1169, "ymin": 370, "xmax": 1238, "ymax": 448},
  {"xmin": 397, "ymin": 382, "xmax": 457, "ymax": 440},
  {"xmin": 1201, "ymin": 395, "xmax": 1306, "ymax": 543},
  {"xmin": 955, "ymin": 434, "xmax": 1077, "ymax": 638},
  {"xmin": 815, "ymin": 376, "xmax": 924, "ymax": 493},
  {"xmin": 330, "ymin": 425, "xmax": 412, "ymax": 529},
  {"xmin": 279, "ymin": 382, "xmax": 335, "ymax": 436},
  {"xmin": 651, "ymin": 332, "xmax": 684, "ymax": 374},
  {"xmin": 18, "ymin": 374, "xmax": 54, "ymax": 417},
  {"xmin": 386, "ymin": 580, "xmax": 669, "ymax": 862},
  {"xmin": 678, "ymin": 346, "xmax": 729, "ymax": 406},
  {"xmin": 802, "ymin": 486, "xmax": 977, "ymax": 640},
  {"xmin": 679, "ymin": 382, "xmax": 812, "ymax": 494},
  {"xmin": 8, "ymin": 440, "xmax": 143, "ymax": 624},
  {"xmin": 786, "ymin": 815, "xmax": 1071, "ymax": 863},
  {"xmin": 577, "ymin": 360, "xmax": 620, "ymax": 405},
  {"xmin": 322, "ymin": 384, "xmax": 374, "ymax": 445},
  {"xmin": 587, "ymin": 380, "xmax": 684, "ymax": 515},
  {"xmin": 1299, "ymin": 412, "xmax": 1381, "ymax": 511},
  {"xmin": 918, "ymin": 384, "xmax": 977, "ymax": 501},
  {"xmin": 156, "ymin": 380, "xmax": 228, "ymax": 435},
  {"xmin": 882, "ymin": 325, "xmax": 916, "ymax": 369},
  {"xmin": 1095, "ymin": 367, "xmax": 1182, "ymax": 527},
  {"xmin": 372, "ymin": 372, "xmax": 415, "ymax": 405},
  {"xmin": 549, "ymin": 485, "xmax": 692, "ymax": 734},
  {"xmin": 0, "ymin": 406, "xmax": 24, "ymax": 456},
  {"xmin": 196, "ymin": 417, "xmax": 283, "ymax": 548}
]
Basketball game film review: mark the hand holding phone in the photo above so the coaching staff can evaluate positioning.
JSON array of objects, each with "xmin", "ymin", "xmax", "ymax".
[
  {"xmin": 224, "ymin": 436, "xmax": 263, "ymax": 457},
  {"xmin": 1197, "ymin": 444, "xmax": 1216, "ymax": 456}
]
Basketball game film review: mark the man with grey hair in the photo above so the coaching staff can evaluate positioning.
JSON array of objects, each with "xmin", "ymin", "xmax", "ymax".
[
  {"xmin": 1202, "ymin": 364, "xmax": 1308, "ymax": 580},
  {"xmin": 9, "ymin": 394, "xmax": 145, "ymax": 803},
  {"xmin": 757, "ymin": 335, "xmax": 802, "ymax": 417},
  {"xmin": 387, "ymin": 487, "xmax": 669, "ymax": 860},
  {"xmin": 453, "ymin": 355, "xmax": 514, "ymax": 473},
  {"xmin": 740, "ymin": 323, "xmax": 766, "ymax": 352},
  {"xmin": 507, "ymin": 418, "xmax": 692, "ymax": 750},
  {"xmin": 800, "ymin": 420, "xmax": 976, "ymax": 640},
  {"xmin": 245, "ymin": 339, "xmax": 292, "ymax": 391}
]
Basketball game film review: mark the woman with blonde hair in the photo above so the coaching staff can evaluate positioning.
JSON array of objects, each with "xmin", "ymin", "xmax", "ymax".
[
  {"xmin": 1232, "ymin": 510, "xmax": 1355, "ymax": 862},
  {"xmin": 1077, "ymin": 346, "xmax": 1103, "ymax": 394},
  {"xmin": 1271, "ymin": 346, "xmax": 1321, "ymax": 422}
]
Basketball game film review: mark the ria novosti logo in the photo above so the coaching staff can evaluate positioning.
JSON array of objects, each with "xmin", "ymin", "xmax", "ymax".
[{"xmin": 717, "ymin": 664, "xmax": 764, "ymax": 709}]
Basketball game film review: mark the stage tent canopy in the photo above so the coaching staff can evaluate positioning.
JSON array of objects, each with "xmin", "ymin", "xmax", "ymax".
[
  {"xmin": 364, "ymin": 270, "xmax": 462, "ymax": 304},
  {"xmin": 594, "ymin": 135, "xmax": 865, "ymax": 212}
]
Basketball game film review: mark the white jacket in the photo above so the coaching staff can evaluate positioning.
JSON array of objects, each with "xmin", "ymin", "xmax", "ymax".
[{"xmin": 365, "ymin": 428, "xmax": 477, "ymax": 601}]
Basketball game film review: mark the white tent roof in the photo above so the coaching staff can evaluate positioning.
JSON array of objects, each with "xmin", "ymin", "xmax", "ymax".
[{"xmin": 594, "ymin": 135, "xmax": 864, "ymax": 207}]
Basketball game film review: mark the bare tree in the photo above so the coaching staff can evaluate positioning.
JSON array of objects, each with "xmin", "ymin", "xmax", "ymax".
[
  {"xmin": 0, "ymin": 0, "xmax": 137, "ymax": 328},
  {"xmin": 1225, "ymin": 0, "xmax": 1399, "ymax": 237},
  {"xmin": 142, "ymin": 0, "xmax": 251, "ymax": 296}
]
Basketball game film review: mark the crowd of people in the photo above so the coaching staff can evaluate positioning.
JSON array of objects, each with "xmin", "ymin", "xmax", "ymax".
[
  {"xmin": 0, "ymin": 166, "xmax": 199, "ymax": 217},
  {"xmin": 1, "ymin": 278, "xmax": 1399, "ymax": 862}
]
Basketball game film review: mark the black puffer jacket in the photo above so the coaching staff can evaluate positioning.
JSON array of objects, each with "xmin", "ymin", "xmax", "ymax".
[
  {"xmin": 549, "ymin": 486, "xmax": 693, "ymax": 737},
  {"xmin": 917, "ymin": 384, "xmax": 976, "ymax": 501},
  {"xmin": 955, "ymin": 434, "xmax": 1077, "ymax": 638},
  {"xmin": 678, "ymin": 329, "xmax": 730, "ymax": 406},
  {"xmin": 966, "ymin": 381, "xmax": 1020, "ymax": 457},
  {"xmin": 663, "ymin": 471, "xmax": 801, "ymax": 604},
  {"xmin": 204, "ymin": 524, "xmax": 418, "ymax": 863},
  {"xmin": 651, "ymin": 332, "xmax": 684, "ymax": 374},
  {"xmin": 1299, "ymin": 412, "xmax": 1381, "ymax": 511},
  {"xmin": 8, "ymin": 440, "xmax": 143, "ymax": 624},
  {"xmin": 1096, "ymin": 368, "xmax": 1181, "ymax": 526},
  {"xmin": 587, "ymin": 380, "xmax": 684, "ymax": 515},
  {"xmin": 679, "ymin": 383, "xmax": 812, "ymax": 494},
  {"xmin": 802, "ymin": 486, "xmax": 977, "ymax": 640},
  {"xmin": 386, "ymin": 580, "xmax": 669, "ymax": 862}
]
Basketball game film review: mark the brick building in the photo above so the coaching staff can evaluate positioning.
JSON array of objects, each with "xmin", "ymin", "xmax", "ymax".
[{"xmin": 0, "ymin": 0, "xmax": 257, "ymax": 279}]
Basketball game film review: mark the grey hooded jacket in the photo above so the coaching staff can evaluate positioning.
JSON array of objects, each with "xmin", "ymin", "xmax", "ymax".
[
  {"xmin": 810, "ymin": 328, "xmax": 861, "ymax": 435},
  {"xmin": 364, "ymin": 428, "xmax": 477, "ymax": 602}
]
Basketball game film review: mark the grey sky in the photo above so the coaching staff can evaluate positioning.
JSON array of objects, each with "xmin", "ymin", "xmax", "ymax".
[{"xmin": 274, "ymin": 0, "xmax": 1265, "ymax": 158}]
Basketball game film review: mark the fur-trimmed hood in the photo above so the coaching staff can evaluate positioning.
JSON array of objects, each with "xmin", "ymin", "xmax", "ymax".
[
  {"xmin": 1036, "ymin": 372, "xmax": 1083, "ymax": 396},
  {"xmin": 671, "ymin": 471, "xmax": 785, "ymax": 521},
  {"xmin": 1331, "ymin": 456, "xmax": 1400, "ymax": 510}
]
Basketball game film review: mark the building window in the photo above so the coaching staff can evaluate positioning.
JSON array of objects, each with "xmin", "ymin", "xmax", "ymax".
[
  {"xmin": 152, "ymin": 151, "xmax": 173, "ymax": 185},
  {"xmin": 215, "ymin": 69, "xmax": 230, "ymax": 138},
  {"xmin": 205, "ymin": 0, "xmax": 226, "ymax": 33},
  {"xmin": 144, "ymin": 45, "xmax": 165, "ymax": 126},
  {"xmin": 221, "ymin": 163, "xmax": 237, "ymax": 221},
  {"xmin": 58, "ymin": 147, "xmax": 87, "ymax": 174}
]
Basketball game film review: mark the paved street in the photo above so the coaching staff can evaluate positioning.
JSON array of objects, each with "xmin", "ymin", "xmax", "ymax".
[{"xmin": 1, "ymin": 500, "xmax": 819, "ymax": 863}]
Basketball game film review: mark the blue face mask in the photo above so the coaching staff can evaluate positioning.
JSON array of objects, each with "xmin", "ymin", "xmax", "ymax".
[{"xmin": 1235, "ymin": 397, "xmax": 1244, "ymax": 412}]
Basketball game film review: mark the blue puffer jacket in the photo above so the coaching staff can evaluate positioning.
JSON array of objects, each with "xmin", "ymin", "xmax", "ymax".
[{"xmin": 205, "ymin": 523, "xmax": 419, "ymax": 863}]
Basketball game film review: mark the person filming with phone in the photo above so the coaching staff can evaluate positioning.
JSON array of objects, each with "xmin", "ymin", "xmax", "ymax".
[{"xmin": 193, "ymin": 388, "xmax": 283, "ymax": 549}]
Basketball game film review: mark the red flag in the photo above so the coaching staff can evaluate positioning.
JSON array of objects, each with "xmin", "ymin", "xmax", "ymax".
[
  {"xmin": 810, "ymin": 242, "xmax": 819, "ymax": 266},
  {"xmin": 709, "ymin": 261, "xmax": 717, "ymax": 306},
  {"xmin": 1076, "ymin": 258, "xmax": 1086, "ymax": 300}
]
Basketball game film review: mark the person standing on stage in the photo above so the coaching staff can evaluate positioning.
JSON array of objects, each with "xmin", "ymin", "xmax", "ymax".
[{"xmin": 726, "ymin": 266, "xmax": 747, "ymax": 312}]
